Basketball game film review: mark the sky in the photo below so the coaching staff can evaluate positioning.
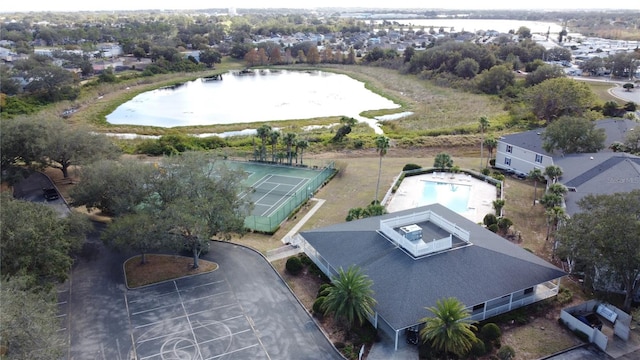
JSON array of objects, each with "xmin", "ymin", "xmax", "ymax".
[{"xmin": 1, "ymin": 1, "xmax": 639, "ymax": 13}]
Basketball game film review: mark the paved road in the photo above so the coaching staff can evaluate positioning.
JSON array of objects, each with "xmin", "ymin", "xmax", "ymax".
[{"xmin": 62, "ymin": 223, "xmax": 341, "ymax": 360}]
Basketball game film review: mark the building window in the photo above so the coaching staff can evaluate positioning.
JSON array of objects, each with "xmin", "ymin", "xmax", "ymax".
[
  {"xmin": 506, "ymin": 145, "xmax": 513, "ymax": 153},
  {"xmin": 472, "ymin": 303, "xmax": 484, "ymax": 312},
  {"xmin": 504, "ymin": 158, "xmax": 511, "ymax": 166},
  {"xmin": 535, "ymin": 154, "xmax": 543, "ymax": 163},
  {"xmin": 524, "ymin": 287, "xmax": 534, "ymax": 295}
]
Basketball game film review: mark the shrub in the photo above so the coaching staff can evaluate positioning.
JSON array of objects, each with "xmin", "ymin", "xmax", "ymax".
[
  {"xmin": 489, "ymin": 159, "xmax": 496, "ymax": 166},
  {"xmin": 313, "ymin": 296, "xmax": 326, "ymax": 315},
  {"xmin": 285, "ymin": 256, "xmax": 303, "ymax": 275},
  {"xmin": 298, "ymin": 253, "xmax": 313, "ymax": 266},
  {"xmin": 496, "ymin": 345, "xmax": 515, "ymax": 360},
  {"xmin": 480, "ymin": 323, "xmax": 501, "ymax": 343},
  {"xmin": 403, "ymin": 163, "xmax": 422, "ymax": 171},
  {"xmin": 469, "ymin": 340, "xmax": 488, "ymax": 357},
  {"xmin": 334, "ymin": 341, "xmax": 345, "ymax": 349},
  {"xmin": 317, "ymin": 283, "xmax": 332, "ymax": 297},
  {"xmin": 556, "ymin": 287, "xmax": 573, "ymax": 305},
  {"xmin": 487, "ymin": 224, "xmax": 499, "ymax": 233},
  {"xmin": 483, "ymin": 213, "xmax": 498, "ymax": 227},
  {"xmin": 481, "ymin": 168, "xmax": 491, "ymax": 175}
]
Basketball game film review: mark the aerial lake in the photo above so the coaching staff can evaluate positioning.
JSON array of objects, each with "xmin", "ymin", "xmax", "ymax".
[{"xmin": 106, "ymin": 69, "xmax": 400, "ymax": 128}]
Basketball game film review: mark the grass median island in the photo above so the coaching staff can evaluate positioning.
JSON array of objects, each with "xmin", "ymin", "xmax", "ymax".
[{"xmin": 124, "ymin": 254, "xmax": 218, "ymax": 288}]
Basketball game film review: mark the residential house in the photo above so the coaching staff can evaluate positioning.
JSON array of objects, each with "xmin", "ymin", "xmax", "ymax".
[
  {"xmin": 495, "ymin": 118, "xmax": 637, "ymax": 177},
  {"xmin": 297, "ymin": 204, "xmax": 566, "ymax": 350},
  {"xmin": 495, "ymin": 119, "xmax": 640, "ymax": 300}
]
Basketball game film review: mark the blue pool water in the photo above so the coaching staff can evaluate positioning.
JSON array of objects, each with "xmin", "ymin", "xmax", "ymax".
[{"xmin": 421, "ymin": 181, "xmax": 471, "ymax": 214}]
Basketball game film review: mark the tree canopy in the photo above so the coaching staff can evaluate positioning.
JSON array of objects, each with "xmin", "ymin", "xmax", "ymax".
[
  {"xmin": 524, "ymin": 78, "xmax": 597, "ymax": 123},
  {"xmin": 541, "ymin": 116, "xmax": 606, "ymax": 154},
  {"xmin": 0, "ymin": 276, "xmax": 65, "ymax": 359},
  {"xmin": 0, "ymin": 193, "xmax": 90, "ymax": 289},
  {"xmin": 87, "ymin": 152, "xmax": 253, "ymax": 269},
  {"xmin": 556, "ymin": 190, "xmax": 640, "ymax": 310}
]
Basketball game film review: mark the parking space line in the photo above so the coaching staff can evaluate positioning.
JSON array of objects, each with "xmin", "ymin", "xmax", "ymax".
[
  {"xmin": 179, "ymin": 291, "xmax": 232, "ymax": 305},
  {"xmin": 176, "ymin": 280, "xmax": 226, "ymax": 291}
]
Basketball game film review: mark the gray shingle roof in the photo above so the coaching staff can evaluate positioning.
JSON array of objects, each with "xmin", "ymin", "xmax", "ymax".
[
  {"xmin": 499, "ymin": 118, "xmax": 636, "ymax": 155},
  {"xmin": 555, "ymin": 153, "xmax": 640, "ymax": 215},
  {"xmin": 300, "ymin": 204, "xmax": 566, "ymax": 331}
]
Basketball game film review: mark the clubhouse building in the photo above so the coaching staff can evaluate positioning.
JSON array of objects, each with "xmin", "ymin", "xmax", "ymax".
[{"xmin": 295, "ymin": 204, "xmax": 566, "ymax": 350}]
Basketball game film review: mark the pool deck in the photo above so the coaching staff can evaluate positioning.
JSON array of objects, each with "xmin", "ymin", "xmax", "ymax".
[{"xmin": 385, "ymin": 172, "xmax": 498, "ymax": 224}]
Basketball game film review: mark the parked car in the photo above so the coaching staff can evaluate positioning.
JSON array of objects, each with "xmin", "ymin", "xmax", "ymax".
[{"xmin": 43, "ymin": 187, "xmax": 59, "ymax": 201}]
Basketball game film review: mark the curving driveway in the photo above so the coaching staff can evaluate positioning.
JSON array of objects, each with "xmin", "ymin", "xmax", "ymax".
[{"xmin": 60, "ymin": 225, "xmax": 341, "ymax": 360}]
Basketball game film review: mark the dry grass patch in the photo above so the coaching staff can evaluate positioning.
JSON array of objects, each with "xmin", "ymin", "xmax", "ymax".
[
  {"xmin": 124, "ymin": 254, "xmax": 218, "ymax": 288},
  {"xmin": 502, "ymin": 315, "xmax": 582, "ymax": 360}
]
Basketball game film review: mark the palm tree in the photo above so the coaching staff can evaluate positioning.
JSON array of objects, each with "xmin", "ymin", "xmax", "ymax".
[
  {"xmin": 297, "ymin": 139, "xmax": 309, "ymax": 165},
  {"xmin": 322, "ymin": 265, "xmax": 376, "ymax": 329},
  {"xmin": 478, "ymin": 116, "xmax": 490, "ymax": 169},
  {"xmin": 256, "ymin": 125, "xmax": 272, "ymax": 162},
  {"xmin": 547, "ymin": 183, "xmax": 568, "ymax": 197},
  {"xmin": 419, "ymin": 297, "xmax": 478, "ymax": 358},
  {"xmin": 540, "ymin": 193, "xmax": 563, "ymax": 209},
  {"xmin": 375, "ymin": 135, "xmax": 389, "ymax": 204},
  {"xmin": 269, "ymin": 130, "xmax": 280, "ymax": 163},
  {"xmin": 544, "ymin": 165, "xmax": 563, "ymax": 184},
  {"xmin": 492, "ymin": 199, "xmax": 505, "ymax": 216},
  {"xmin": 283, "ymin": 132, "xmax": 297, "ymax": 165},
  {"xmin": 527, "ymin": 168, "xmax": 545, "ymax": 206},
  {"xmin": 483, "ymin": 136, "xmax": 497, "ymax": 167},
  {"xmin": 546, "ymin": 205, "xmax": 568, "ymax": 243}
]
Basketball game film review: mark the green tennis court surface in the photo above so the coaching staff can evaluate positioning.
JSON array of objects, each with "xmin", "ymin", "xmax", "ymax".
[{"xmin": 225, "ymin": 161, "xmax": 335, "ymax": 233}]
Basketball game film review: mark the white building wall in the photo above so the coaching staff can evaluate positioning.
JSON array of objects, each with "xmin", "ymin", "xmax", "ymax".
[{"xmin": 495, "ymin": 141, "xmax": 554, "ymax": 175}]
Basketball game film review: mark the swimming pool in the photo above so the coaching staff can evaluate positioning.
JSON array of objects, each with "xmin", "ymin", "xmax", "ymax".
[{"xmin": 420, "ymin": 181, "xmax": 471, "ymax": 214}]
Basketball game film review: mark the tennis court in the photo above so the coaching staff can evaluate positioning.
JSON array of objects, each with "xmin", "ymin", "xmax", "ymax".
[
  {"xmin": 244, "ymin": 174, "xmax": 311, "ymax": 217},
  {"xmin": 225, "ymin": 161, "xmax": 335, "ymax": 233}
]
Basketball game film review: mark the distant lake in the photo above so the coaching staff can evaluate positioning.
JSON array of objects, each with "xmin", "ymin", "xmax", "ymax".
[
  {"xmin": 377, "ymin": 19, "xmax": 563, "ymax": 34},
  {"xmin": 106, "ymin": 70, "xmax": 400, "ymax": 128}
]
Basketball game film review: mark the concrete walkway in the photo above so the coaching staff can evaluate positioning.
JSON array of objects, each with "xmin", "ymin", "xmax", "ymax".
[{"xmin": 265, "ymin": 197, "xmax": 326, "ymax": 262}]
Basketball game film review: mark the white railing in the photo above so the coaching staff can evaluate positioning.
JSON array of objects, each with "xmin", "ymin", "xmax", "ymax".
[{"xmin": 379, "ymin": 210, "xmax": 469, "ymax": 256}]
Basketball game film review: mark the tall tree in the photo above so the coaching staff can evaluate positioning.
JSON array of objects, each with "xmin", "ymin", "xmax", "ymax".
[
  {"xmin": 321, "ymin": 265, "xmax": 376, "ymax": 329},
  {"xmin": 0, "ymin": 193, "xmax": 90, "ymax": 288},
  {"xmin": 150, "ymin": 152, "xmax": 252, "ymax": 268},
  {"xmin": 544, "ymin": 165, "xmax": 563, "ymax": 184},
  {"xmin": 256, "ymin": 125, "xmax": 271, "ymax": 162},
  {"xmin": 269, "ymin": 130, "xmax": 281, "ymax": 163},
  {"xmin": 101, "ymin": 211, "xmax": 165, "ymax": 264},
  {"xmin": 282, "ymin": 132, "xmax": 297, "ymax": 165},
  {"xmin": 70, "ymin": 159, "xmax": 157, "ymax": 216},
  {"xmin": 296, "ymin": 139, "xmax": 309, "ymax": 165},
  {"xmin": 45, "ymin": 121, "xmax": 121, "ymax": 178},
  {"xmin": 545, "ymin": 206, "xmax": 567, "ymax": 244},
  {"xmin": 0, "ymin": 276, "xmax": 65, "ymax": 359},
  {"xmin": 483, "ymin": 136, "xmax": 498, "ymax": 168},
  {"xmin": 542, "ymin": 116, "xmax": 606, "ymax": 154},
  {"xmin": 419, "ymin": 297, "xmax": 478, "ymax": 358},
  {"xmin": 375, "ymin": 135, "xmax": 389, "ymax": 204},
  {"xmin": 556, "ymin": 190, "xmax": 640, "ymax": 311},
  {"xmin": 524, "ymin": 78, "xmax": 597, "ymax": 123},
  {"xmin": 478, "ymin": 116, "xmax": 489, "ymax": 169},
  {"xmin": 475, "ymin": 65, "xmax": 515, "ymax": 95},
  {"xmin": 527, "ymin": 168, "xmax": 545, "ymax": 206}
]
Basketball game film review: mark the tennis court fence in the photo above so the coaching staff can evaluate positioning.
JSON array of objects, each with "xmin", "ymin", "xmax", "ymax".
[{"xmin": 244, "ymin": 162, "xmax": 335, "ymax": 233}]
